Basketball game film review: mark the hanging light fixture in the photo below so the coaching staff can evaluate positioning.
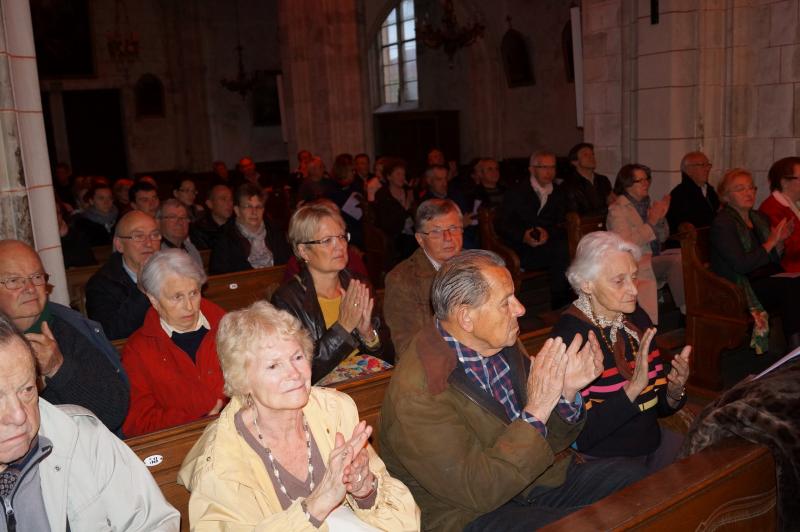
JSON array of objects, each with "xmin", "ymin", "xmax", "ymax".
[
  {"xmin": 417, "ymin": 0, "xmax": 485, "ymax": 67},
  {"xmin": 220, "ymin": 0, "xmax": 256, "ymax": 99}
]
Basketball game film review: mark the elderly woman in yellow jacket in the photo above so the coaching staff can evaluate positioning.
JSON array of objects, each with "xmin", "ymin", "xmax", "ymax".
[{"xmin": 178, "ymin": 301, "xmax": 420, "ymax": 531}]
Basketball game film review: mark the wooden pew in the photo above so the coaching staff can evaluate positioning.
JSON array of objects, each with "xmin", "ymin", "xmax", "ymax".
[
  {"xmin": 202, "ymin": 266, "xmax": 286, "ymax": 312},
  {"xmin": 565, "ymin": 212, "xmax": 605, "ymax": 260},
  {"xmin": 678, "ymin": 223, "xmax": 750, "ymax": 391},
  {"xmin": 478, "ymin": 208, "xmax": 546, "ymax": 292},
  {"xmin": 91, "ymin": 245, "xmax": 113, "ymax": 264},
  {"xmin": 65, "ymin": 264, "xmax": 101, "ymax": 316},
  {"xmin": 543, "ymin": 439, "xmax": 777, "ymax": 531},
  {"xmin": 199, "ymin": 249, "xmax": 211, "ymax": 271},
  {"xmin": 519, "ymin": 326, "xmax": 553, "ymax": 355},
  {"xmin": 126, "ymin": 369, "xmax": 394, "ymax": 530},
  {"xmin": 363, "ymin": 203, "xmax": 391, "ymax": 289}
]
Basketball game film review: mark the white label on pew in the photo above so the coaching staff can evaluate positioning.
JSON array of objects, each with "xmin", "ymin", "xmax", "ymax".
[
  {"xmin": 143, "ymin": 454, "xmax": 164, "ymax": 467},
  {"xmin": 229, "ymin": 283, "xmax": 239, "ymax": 290}
]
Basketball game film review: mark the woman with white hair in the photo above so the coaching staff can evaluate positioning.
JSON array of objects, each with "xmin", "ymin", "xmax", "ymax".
[
  {"xmin": 550, "ymin": 231, "xmax": 692, "ymax": 473},
  {"xmin": 121, "ymin": 248, "xmax": 227, "ymax": 436},
  {"xmin": 178, "ymin": 301, "xmax": 420, "ymax": 530}
]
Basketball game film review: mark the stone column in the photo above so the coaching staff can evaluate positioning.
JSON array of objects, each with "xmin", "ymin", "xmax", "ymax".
[
  {"xmin": 278, "ymin": 0, "xmax": 369, "ymax": 166},
  {"xmin": 0, "ymin": 0, "xmax": 68, "ymax": 304}
]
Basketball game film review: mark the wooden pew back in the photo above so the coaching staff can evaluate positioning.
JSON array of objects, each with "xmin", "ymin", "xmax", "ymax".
[
  {"xmin": 126, "ymin": 369, "xmax": 393, "ymax": 530},
  {"xmin": 678, "ymin": 223, "xmax": 750, "ymax": 390},
  {"xmin": 65, "ymin": 264, "xmax": 101, "ymax": 316},
  {"xmin": 202, "ymin": 266, "xmax": 286, "ymax": 311},
  {"xmin": 478, "ymin": 208, "xmax": 546, "ymax": 291},
  {"xmin": 565, "ymin": 212, "xmax": 606, "ymax": 260}
]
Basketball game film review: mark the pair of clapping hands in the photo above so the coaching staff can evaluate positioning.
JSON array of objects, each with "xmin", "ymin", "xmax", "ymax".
[{"xmin": 524, "ymin": 329, "xmax": 692, "ymax": 421}]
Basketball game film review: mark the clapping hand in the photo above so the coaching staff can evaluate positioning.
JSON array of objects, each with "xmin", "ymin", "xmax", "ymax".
[
  {"xmin": 666, "ymin": 345, "xmax": 691, "ymax": 406},
  {"xmin": 623, "ymin": 327, "xmax": 656, "ymax": 402},
  {"xmin": 525, "ymin": 338, "xmax": 569, "ymax": 424},
  {"xmin": 562, "ymin": 331, "xmax": 604, "ymax": 400}
]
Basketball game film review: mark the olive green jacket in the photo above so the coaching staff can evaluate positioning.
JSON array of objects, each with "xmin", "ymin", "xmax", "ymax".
[{"xmin": 379, "ymin": 323, "xmax": 584, "ymax": 532}]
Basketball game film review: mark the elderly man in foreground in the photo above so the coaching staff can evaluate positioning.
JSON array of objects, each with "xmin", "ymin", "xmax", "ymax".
[
  {"xmin": 0, "ymin": 312, "xmax": 178, "ymax": 531},
  {"xmin": 384, "ymin": 198, "xmax": 464, "ymax": 355},
  {"xmin": 380, "ymin": 250, "xmax": 646, "ymax": 531}
]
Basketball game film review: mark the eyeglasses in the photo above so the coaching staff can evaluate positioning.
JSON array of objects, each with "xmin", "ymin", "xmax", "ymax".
[
  {"xmin": 419, "ymin": 225, "xmax": 464, "ymax": 239},
  {"xmin": 533, "ymin": 165, "xmax": 556, "ymax": 170},
  {"xmin": 302, "ymin": 233, "xmax": 350, "ymax": 247},
  {"xmin": 633, "ymin": 177, "xmax": 652, "ymax": 184},
  {"xmin": 729, "ymin": 185, "xmax": 757, "ymax": 193},
  {"xmin": 0, "ymin": 273, "xmax": 49, "ymax": 290},
  {"xmin": 178, "ymin": 188, "xmax": 197, "ymax": 194},
  {"xmin": 160, "ymin": 215, "xmax": 190, "ymax": 223},
  {"xmin": 688, "ymin": 162, "xmax": 712, "ymax": 168},
  {"xmin": 117, "ymin": 231, "xmax": 163, "ymax": 242}
]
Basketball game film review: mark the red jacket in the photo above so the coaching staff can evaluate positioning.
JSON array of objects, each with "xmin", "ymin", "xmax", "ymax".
[
  {"xmin": 122, "ymin": 299, "xmax": 227, "ymax": 437},
  {"xmin": 759, "ymin": 193, "xmax": 800, "ymax": 272}
]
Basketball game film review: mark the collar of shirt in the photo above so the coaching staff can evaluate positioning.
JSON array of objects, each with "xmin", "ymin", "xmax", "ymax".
[
  {"xmin": 700, "ymin": 182, "xmax": 708, "ymax": 197},
  {"xmin": 160, "ymin": 310, "xmax": 211, "ymax": 337},
  {"xmin": 423, "ymin": 248, "xmax": 442, "ymax": 271},
  {"xmin": 530, "ymin": 177, "xmax": 553, "ymax": 208},
  {"xmin": 121, "ymin": 258, "xmax": 138, "ymax": 283},
  {"xmin": 772, "ymin": 190, "xmax": 800, "ymax": 221}
]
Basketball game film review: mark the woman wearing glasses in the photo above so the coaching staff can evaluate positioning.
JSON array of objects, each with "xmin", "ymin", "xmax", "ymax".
[
  {"xmin": 711, "ymin": 168, "xmax": 800, "ymax": 351},
  {"xmin": 272, "ymin": 203, "xmax": 387, "ymax": 384},
  {"xmin": 607, "ymin": 164, "xmax": 684, "ymax": 325},
  {"xmin": 759, "ymin": 156, "xmax": 800, "ymax": 273}
]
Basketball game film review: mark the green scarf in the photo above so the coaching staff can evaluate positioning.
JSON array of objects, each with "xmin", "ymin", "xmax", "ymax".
[
  {"xmin": 24, "ymin": 300, "xmax": 53, "ymax": 334},
  {"xmin": 724, "ymin": 205, "xmax": 775, "ymax": 354}
]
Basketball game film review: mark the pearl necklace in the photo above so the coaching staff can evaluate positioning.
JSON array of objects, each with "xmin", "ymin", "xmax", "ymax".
[{"xmin": 252, "ymin": 407, "xmax": 315, "ymax": 497}]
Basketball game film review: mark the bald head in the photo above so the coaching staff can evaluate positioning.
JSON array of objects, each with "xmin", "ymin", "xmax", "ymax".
[
  {"xmin": 681, "ymin": 151, "xmax": 712, "ymax": 186},
  {"xmin": 113, "ymin": 211, "xmax": 161, "ymax": 272},
  {"xmin": 0, "ymin": 240, "xmax": 47, "ymax": 331}
]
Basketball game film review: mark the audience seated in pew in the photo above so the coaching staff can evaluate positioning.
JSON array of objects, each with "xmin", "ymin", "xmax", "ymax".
[
  {"xmin": 496, "ymin": 149, "xmax": 572, "ymax": 308},
  {"xmin": 190, "ymin": 183, "xmax": 234, "ymax": 251},
  {"xmin": 328, "ymin": 153, "xmax": 366, "ymax": 249},
  {"xmin": 209, "ymin": 183, "xmax": 290, "ymax": 274},
  {"xmin": 759, "ymin": 156, "xmax": 800, "ymax": 272},
  {"xmin": 171, "ymin": 176, "xmax": 205, "ymax": 222},
  {"xmin": 666, "ymin": 150, "xmax": 720, "ymax": 236},
  {"xmin": 373, "ymin": 158, "xmax": 418, "ymax": 267},
  {"xmin": 158, "ymin": 198, "xmax": 204, "ymax": 268},
  {"xmin": 122, "ymin": 249, "xmax": 227, "ymax": 437},
  {"xmin": 0, "ymin": 240, "xmax": 129, "ymax": 434},
  {"xmin": 710, "ymin": 168, "xmax": 800, "ymax": 352},
  {"xmin": 551, "ymin": 232, "xmax": 691, "ymax": 473},
  {"xmin": 177, "ymin": 302, "xmax": 420, "ymax": 530},
  {"xmin": 380, "ymin": 250, "xmax": 646, "ymax": 532},
  {"xmin": 384, "ymin": 198, "xmax": 464, "ymax": 356},
  {"xmin": 562, "ymin": 142, "xmax": 613, "ymax": 217},
  {"xmin": 272, "ymin": 203, "xmax": 388, "ymax": 385},
  {"xmin": 0, "ymin": 312, "xmax": 179, "ymax": 530},
  {"xmin": 607, "ymin": 164, "xmax": 685, "ymax": 325},
  {"xmin": 129, "ymin": 180, "xmax": 161, "ymax": 218},
  {"xmin": 73, "ymin": 183, "xmax": 118, "ymax": 247},
  {"xmin": 57, "ymin": 200, "xmax": 97, "ymax": 268}
]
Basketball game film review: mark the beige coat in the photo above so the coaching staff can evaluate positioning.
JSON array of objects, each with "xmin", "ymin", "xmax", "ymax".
[
  {"xmin": 384, "ymin": 247, "xmax": 437, "ymax": 356},
  {"xmin": 178, "ymin": 387, "xmax": 420, "ymax": 531}
]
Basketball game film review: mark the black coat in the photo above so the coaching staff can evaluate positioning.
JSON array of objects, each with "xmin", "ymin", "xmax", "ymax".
[
  {"xmin": 208, "ymin": 218, "xmax": 290, "ymax": 275},
  {"xmin": 190, "ymin": 213, "xmax": 229, "ymax": 250},
  {"xmin": 496, "ymin": 179, "xmax": 567, "ymax": 256},
  {"xmin": 561, "ymin": 171, "xmax": 612, "ymax": 216},
  {"xmin": 666, "ymin": 173, "xmax": 721, "ymax": 234},
  {"xmin": 85, "ymin": 252, "xmax": 151, "ymax": 340},
  {"xmin": 271, "ymin": 267, "xmax": 381, "ymax": 384}
]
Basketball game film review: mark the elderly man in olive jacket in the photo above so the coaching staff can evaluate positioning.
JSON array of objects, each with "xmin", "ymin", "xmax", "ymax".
[{"xmin": 380, "ymin": 250, "xmax": 645, "ymax": 531}]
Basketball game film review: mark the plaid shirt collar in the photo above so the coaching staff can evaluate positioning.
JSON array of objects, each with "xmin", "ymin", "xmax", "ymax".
[{"xmin": 436, "ymin": 319, "xmax": 525, "ymax": 422}]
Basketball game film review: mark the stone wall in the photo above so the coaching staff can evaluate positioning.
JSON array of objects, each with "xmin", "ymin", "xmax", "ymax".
[{"xmin": 582, "ymin": 0, "xmax": 800, "ymax": 202}]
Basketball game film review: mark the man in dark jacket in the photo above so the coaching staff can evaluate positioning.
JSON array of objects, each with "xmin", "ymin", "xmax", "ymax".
[
  {"xmin": 562, "ymin": 142, "xmax": 612, "ymax": 216},
  {"xmin": 86, "ymin": 210, "xmax": 157, "ymax": 340},
  {"xmin": 497, "ymin": 150, "xmax": 572, "ymax": 308},
  {"xmin": 666, "ymin": 151, "xmax": 720, "ymax": 234},
  {"xmin": 190, "ymin": 184, "xmax": 233, "ymax": 250},
  {"xmin": 380, "ymin": 250, "xmax": 643, "ymax": 531},
  {"xmin": 208, "ymin": 183, "xmax": 289, "ymax": 274},
  {"xmin": 0, "ymin": 240, "xmax": 129, "ymax": 433}
]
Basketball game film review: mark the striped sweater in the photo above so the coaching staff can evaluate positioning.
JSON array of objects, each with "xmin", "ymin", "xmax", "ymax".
[{"xmin": 550, "ymin": 306, "xmax": 684, "ymax": 458}]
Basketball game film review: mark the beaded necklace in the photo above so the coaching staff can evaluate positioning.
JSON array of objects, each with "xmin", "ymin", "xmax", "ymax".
[{"xmin": 252, "ymin": 406, "xmax": 315, "ymax": 497}]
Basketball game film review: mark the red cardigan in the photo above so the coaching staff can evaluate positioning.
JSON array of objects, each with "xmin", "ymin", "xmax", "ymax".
[
  {"xmin": 759, "ymin": 194, "xmax": 800, "ymax": 272},
  {"xmin": 122, "ymin": 298, "xmax": 227, "ymax": 437}
]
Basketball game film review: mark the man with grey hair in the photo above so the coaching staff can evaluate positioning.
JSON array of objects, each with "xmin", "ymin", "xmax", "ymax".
[
  {"xmin": 497, "ymin": 149, "xmax": 573, "ymax": 308},
  {"xmin": 0, "ymin": 240, "xmax": 129, "ymax": 433},
  {"xmin": 666, "ymin": 151, "xmax": 720, "ymax": 235},
  {"xmin": 384, "ymin": 198, "xmax": 465, "ymax": 355},
  {"xmin": 158, "ymin": 198, "xmax": 203, "ymax": 268},
  {"xmin": 0, "ymin": 312, "xmax": 179, "ymax": 530},
  {"xmin": 380, "ymin": 250, "xmax": 644, "ymax": 531}
]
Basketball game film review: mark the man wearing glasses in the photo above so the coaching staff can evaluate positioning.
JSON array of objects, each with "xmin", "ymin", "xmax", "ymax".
[
  {"xmin": 497, "ymin": 150, "xmax": 572, "ymax": 309},
  {"xmin": 0, "ymin": 240, "xmax": 129, "ymax": 433},
  {"xmin": 666, "ymin": 151, "xmax": 721, "ymax": 234},
  {"xmin": 158, "ymin": 199, "xmax": 204, "ymax": 268},
  {"xmin": 384, "ymin": 199, "xmax": 465, "ymax": 356},
  {"xmin": 86, "ymin": 210, "xmax": 160, "ymax": 340}
]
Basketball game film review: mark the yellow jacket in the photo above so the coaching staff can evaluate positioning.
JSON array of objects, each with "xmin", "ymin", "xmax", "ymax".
[{"xmin": 177, "ymin": 387, "xmax": 420, "ymax": 531}]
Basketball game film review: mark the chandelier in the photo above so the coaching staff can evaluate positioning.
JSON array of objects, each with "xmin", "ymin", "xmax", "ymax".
[
  {"xmin": 106, "ymin": 0, "xmax": 139, "ymax": 78},
  {"xmin": 220, "ymin": 1, "xmax": 256, "ymax": 99},
  {"xmin": 417, "ymin": 0, "xmax": 485, "ymax": 66}
]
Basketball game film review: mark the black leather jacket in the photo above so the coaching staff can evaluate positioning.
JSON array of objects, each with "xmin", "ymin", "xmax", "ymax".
[{"xmin": 271, "ymin": 266, "xmax": 382, "ymax": 383}]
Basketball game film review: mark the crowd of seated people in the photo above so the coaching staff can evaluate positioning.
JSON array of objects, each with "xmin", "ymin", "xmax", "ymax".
[{"xmin": 27, "ymin": 143, "xmax": 800, "ymax": 529}]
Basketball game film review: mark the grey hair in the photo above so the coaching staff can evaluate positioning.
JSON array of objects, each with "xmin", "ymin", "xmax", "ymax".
[
  {"xmin": 529, "ymin": 149, "xmax": 556, "ymax": 167},
  {"xmin": 680, "ymin": 151, "xmax": 707, "ymax": 174},
  {"xmin": 0, "ymin": 312, "xmax": 36, "ymax": 372},
  {"xmin": 156, "ymin": 198, "xmax": 187, "ymax": 219},
  {"xmin": 415, "ymin": 198, "xmax": 463, "ymax": 232},
  {"xmin": 140, "ymin": 248, "xmax": 207, "ymax": 297},
  {"xmin": 431, "ymin": 249, "xmax": 506, "ymax": 320},
  {"xmin": 566, "ymin": 232, "xmax": 642, "ymax": 292}
]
